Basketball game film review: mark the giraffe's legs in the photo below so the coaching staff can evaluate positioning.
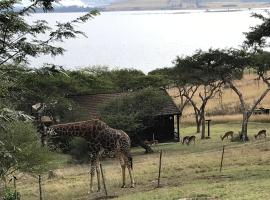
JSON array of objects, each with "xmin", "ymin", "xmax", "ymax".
[
  {"xmin": 119, "ymin": 154, "xmax": 126, "ymax": 188},
  {"xmin": 90, "ymin": 155, "xmax": 97, "ymax": 193},
  {"xmin": 96, "ymin": 158, "xmax": 101, "ymax": 192},
  {"xmin": 121, "ymin": 165, "xmax": 126, "ymax": 188},
  {"xmin": 122, "ymin": 152, "xmax": 135, "ymax": 188},
  {"xmin": 127, "ymin": 166, "xmax": 135, "ymax": 188}
]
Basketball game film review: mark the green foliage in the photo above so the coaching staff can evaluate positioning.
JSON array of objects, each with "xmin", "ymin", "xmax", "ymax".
[
  {"xmin": 245, "ymin": 12, "xmax": 270, "ymax": 48},
  {"xmin": 250, "ymin": 51, "xmax": 270, "ymax": 76},
  {"xmin": 173, "ymin": 48, "xmax": 248, "ymax": 85},
  {"xmin": 99, "ymin": 88, "xmax": 170, "ymax": 136},
  {"xmin": 69, "ymin": 137, "xmax": 89, "ymax": 163},
  {"xmin": 0, "ymin": 0, "xmax": 98, "ymax": 66},
  {"xmin": 3, "ymin": 188, "xmax": 20, "ymax": 200},
  {"xmin": 0, "ymin": 109, "xmax": 53, "ymax": 183},
  {"xmin": 0, "ymin": 120, "xmax": 52, "ymax": 173}
]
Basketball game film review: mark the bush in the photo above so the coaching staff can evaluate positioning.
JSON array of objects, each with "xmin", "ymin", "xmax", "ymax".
[
  {"xmin": 69, "ymin": 137, "xmax": 89, "ymax": 163},
  {"xmin": 0, "ymin": 120, "xmax": 53, "ymax": 174},
  {"xmin": 3, "ymin": 188, "xmax": 20, "ymax": 200}
]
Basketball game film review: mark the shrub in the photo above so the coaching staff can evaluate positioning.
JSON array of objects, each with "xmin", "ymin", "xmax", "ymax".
[
  {"xmin": 3, "ymin": 188, "xmax": 20, "ymax": 200},
  {"xmin": 69, "ymin": 137, "xmax": 89, "ymax": 163},
  {"xmin": 0, "ymin": 120, "xmax": 53, "ymax": 175}
]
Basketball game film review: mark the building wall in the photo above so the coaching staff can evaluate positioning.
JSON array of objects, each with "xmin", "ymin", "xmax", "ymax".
[{"xmin": 141, "ymin": 115, "xmax": 175, "ymax": 142}]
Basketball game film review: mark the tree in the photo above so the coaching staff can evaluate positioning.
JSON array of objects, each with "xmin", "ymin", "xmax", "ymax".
[
  {"xmin": 172, "ymin": 50, "xmax": 226, "ymax": 139},
  {"xmin": 228, "ymin": 51, "xmax": 270, "ymax": 141},
  {"xmin": 0, "ymin": 0, "xmax": 98, "ymax": 190},
  {"xmin": 189, "ymin": 48, "xmax": 270, "ymax": 141},
  {"xmin": 0, "ymin": 0, "xmax": 98, "ymax": 67},
  {"xmin": 244, "ymin": 12, "xmax": 270, "ymax": 49},
  {"xmin": 99, "ymin": 88, "xmax": 170, "ymax": 153},
  {"xmin": 0, "ymin": 108, "xmax": 51, "ymax": 190}
]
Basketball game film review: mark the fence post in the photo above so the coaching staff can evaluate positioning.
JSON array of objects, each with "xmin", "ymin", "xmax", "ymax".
[
  {"xmin": 205, "ymin": 119, "xmax": 211, "ymax": 138},
  {"xmin": 157, "ymin": 150, "xmax": 163, "ymax": 188},
  {"xmin": 220, "ymin": 146, "xmax": 225, "ymax": 172},
  {"xmin": 13, "ymin": 176, "xmax": 17, "ymax": 200},
  {"xmin": 38, "ymin": 175, "xmax": 43, "ymax": 200},
  {"xmin": 100, "ymin": 163, "xmax": 108, "ymax": 197}
]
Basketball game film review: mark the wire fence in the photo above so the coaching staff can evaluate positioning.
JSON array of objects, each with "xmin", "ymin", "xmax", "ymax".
[{"xmin": 1, "ymin": 137, "xmax": 270, "ymax": 200}]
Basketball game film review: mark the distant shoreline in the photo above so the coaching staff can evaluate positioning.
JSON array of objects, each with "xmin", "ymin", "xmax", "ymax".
[
  {"xmin": 19, "ymin": 2, "xmax": 270, "ymax": 13},
  {"xmin": 101, "ymin": 1, "xmax": 270, "ymax": 12}
]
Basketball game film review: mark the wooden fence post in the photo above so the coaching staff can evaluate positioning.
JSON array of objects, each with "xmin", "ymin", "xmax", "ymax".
[
  {"xmin": 220, "ymin": 146, "xmax": 225, "ymax": 173},
  {"xmin": 38, "ymin": 175, "xmax": 43, "ymax": 200},
  {"xmin": 13, "ymin": 176, "xmax": 17, "ymax": 200},
  {"xmin": 100, "ymin": 163, "xmax": 108, "ymax": 197},
  {"xmin": 157, "ymin": 150, "xmax": 163, "ymax": 188}
]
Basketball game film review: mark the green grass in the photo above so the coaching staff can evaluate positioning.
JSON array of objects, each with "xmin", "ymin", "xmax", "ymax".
[{"xmin": 13, "ymin": 122, "xmax": 270, "ymax": 200}]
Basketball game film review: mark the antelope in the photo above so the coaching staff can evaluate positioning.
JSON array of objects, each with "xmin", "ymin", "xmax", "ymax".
[
  {"xmin": 182, "ymin": 136, "xmax": 190, "ymax": 144},
  {"xmin": 187, "ymin": 135, "xmax": 196, "ymax": 145},
  {"xmin": 254, "ymin": 129, "xmax": 267, "ymax": 140},
  {"xmin": 221, "ymin": 131, "xmax": 234, "ymax": 141}
]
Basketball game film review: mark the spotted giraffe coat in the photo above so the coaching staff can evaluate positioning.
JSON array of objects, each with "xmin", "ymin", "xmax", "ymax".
[{"xmin": 48, "ymin": 119, "xmax": 132, "ymax": 162}]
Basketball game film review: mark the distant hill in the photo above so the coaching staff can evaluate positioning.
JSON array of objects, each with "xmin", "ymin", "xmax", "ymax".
[
  {"xmin": 102, "ymin": 0, "xmax": 270, "ymax": 11},
  {"xmin": 16, "ymin": 0, "xmax": 270, "ymax": 12}
]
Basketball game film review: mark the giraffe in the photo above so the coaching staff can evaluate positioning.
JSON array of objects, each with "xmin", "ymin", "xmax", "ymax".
[{"xmin": 44, "ymin": 119, "xmax": 135, "ymax": 191}]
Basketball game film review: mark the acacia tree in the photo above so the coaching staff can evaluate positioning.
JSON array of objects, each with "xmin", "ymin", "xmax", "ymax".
[
  {"xmin": 173, "ymin": 50, "xmax": 225, "ymax": 139},
  {"xmin": 225, "ymin": 51, "xmax": 270, "ymax": 141},
  {"xmin": 192, "ymin": 48, "xmax": 270, "ymax": 141},
  {"xmin": 149, "ymin": 67, "xmax": 198, "ymax": 123}
]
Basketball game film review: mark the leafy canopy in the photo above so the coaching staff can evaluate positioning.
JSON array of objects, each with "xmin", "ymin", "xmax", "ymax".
[
  {"xmin": 0, "ymin": 0, "xmax": 98, "ymax": 66},
  {"xmin": 99, "ymin": 88, "xmax": 170, "ymax": 136}
]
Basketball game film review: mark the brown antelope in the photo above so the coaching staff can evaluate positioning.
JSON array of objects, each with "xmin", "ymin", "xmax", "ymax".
[
  {"xmin": 254, "ymin": 129, "xmax": 267, "ymax": 139},
  {"xmin": 221, "ymin": 131, "xmax": 234, "ymax": 141},
  {"xmin": 182, "ymin": 136, "xmax": 190, "ymax": 144},
  {"xmin": 186, "ymin": 136, "xmax": 196, "ymax": 145}
]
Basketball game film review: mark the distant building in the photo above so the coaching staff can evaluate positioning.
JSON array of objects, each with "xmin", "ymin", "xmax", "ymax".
[
  {"xmin": 250, "ymin": 107, "xmax": 270, "ymax": 115},
  {"xmin": 71, "ymin": 91, "xmax": 181, "ymax": 143}
]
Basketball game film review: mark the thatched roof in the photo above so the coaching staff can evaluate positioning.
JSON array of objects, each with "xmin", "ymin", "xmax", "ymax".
[{"xmin": 71, "ymin": 91, "xmax": 180, "ymax": 118}]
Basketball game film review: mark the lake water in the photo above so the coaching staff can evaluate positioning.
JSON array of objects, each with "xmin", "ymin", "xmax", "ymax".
[{"xmin": 29, "ymin": 9, "xmax": 265, "ymax": 73}]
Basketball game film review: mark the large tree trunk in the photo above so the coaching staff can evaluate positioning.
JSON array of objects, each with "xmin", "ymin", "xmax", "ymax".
[
  {"xmin": 193, "ymin": 108, "xmax": 201, "ymax": 134},
  {"xmin": 196, "ymin": 121, "xmax": 201, "ymax": 134},
  {"xmin": 196, "ymin": 117, "xmax": 202, "ymax": 133},
  {"xmin": 240, "ymin": 111, "xmax": 249, "ymax": 141},
  {"xmin": 201, "ymin": 109, "xmax": 206, "ymax": 139}
]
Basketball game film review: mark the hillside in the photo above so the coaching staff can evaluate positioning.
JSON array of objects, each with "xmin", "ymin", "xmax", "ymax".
[
  {"xmin": 103, "ymin": 0, "xmax": 270, "ymax": 11},
  {"xmin": 167, "ymin": 73, "xmax": 270, "ymax": 124}
]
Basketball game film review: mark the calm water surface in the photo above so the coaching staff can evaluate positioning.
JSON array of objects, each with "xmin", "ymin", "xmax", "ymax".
[{"xmin": 29, "ymin": 9, "xmax": 264, "ymax": 73}]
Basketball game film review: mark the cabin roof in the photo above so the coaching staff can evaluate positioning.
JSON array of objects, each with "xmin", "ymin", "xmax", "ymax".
[{"xmin": 71, "ymin": 91, "xmax": 181, "ymax": 118}]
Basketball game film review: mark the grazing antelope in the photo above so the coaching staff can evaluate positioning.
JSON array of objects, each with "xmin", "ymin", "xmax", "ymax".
[
  {"xmin": 220, "ymin": 131, "xmax": 234, "ymax": 141},
  {"xmin": 254, "ymin": 129, "xmax": 267, "ymax": 140},
  {"xmin": 182, "ymin": 136, "xmax": 190, "ymax": 144},
  {"xmin": 186, "ymin": 136, "xmax": 196, "ymax": 145}
]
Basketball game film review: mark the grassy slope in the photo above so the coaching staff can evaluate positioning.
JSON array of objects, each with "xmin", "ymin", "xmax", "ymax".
[
  {"xmin": 16, "ymin": 122, "xmax": 270, "ymax": 200},
  {"xmin": 168, "ymin": 73, "xmax": 270, "ymax": 124}
]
